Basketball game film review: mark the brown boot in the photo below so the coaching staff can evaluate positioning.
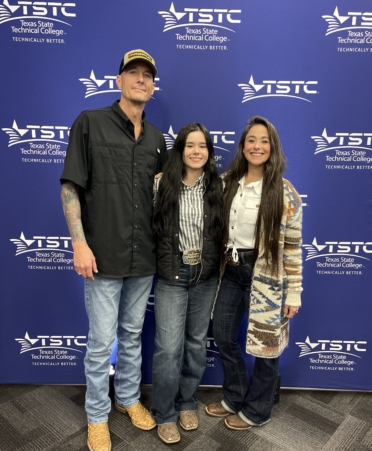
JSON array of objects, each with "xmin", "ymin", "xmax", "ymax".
[
  {"xmin": 225, "ymin": 414, "xmax": 252, "ymax": 430},
  {"xmin": 115, "ymin": 401, "xmax": 156, "ymax": 430},
  {"xmin": 87, "ymin": 422, "xmax": 111, "ymax": 451},
  {"xmin": 179, "ymin": 411, "xmax": 198, "ymax": 430},
  {"xmin": 158, "ymin": 423, "xmax": 181, "ymax": 444},
  {"xmin": 205, "ymin": 401, "xmax": 230, "ymax": 417}
]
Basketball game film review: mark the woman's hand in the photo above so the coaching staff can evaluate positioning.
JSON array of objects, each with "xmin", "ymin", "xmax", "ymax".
[{"xmin": 283, "ymin": 305, "xmax": 299, "ymax": 319}]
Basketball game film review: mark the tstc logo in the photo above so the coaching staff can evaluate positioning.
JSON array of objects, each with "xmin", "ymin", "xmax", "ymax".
[
  {"xmin": 2, "ymin": 120, "xmax": 70, "ymax": 146},
  {"xmin": 296, "ymin": 336, "xmax": 366, "ymax": 358},
  {"xmin": 146, "ymin": 293, "xmax": 155, "ymax": 313},
  {"xmin": 303, "ymin": 238, "xmax": 371, "ymax": 261},
  {"xmin": 322, "ymin": 7, "xmax": 372, "ymax": 36},
  {"xmin": 163, "ymin": 125, "xmax": 234, "ymax": 155},
  {"xmin": 206, "ymin": 336, "xmax": 219, "ymax": 367},
  {"xmin": 299, "ymin": 195, "xmax": 308, "ymax": 207},
  {"xmin": 312, "ymin": 129, "xmax": 372, "ymax": 161},
  {"xmin": 79, "ymin": 71, "xmax": 161, "ymax": 99},
  {"xmin": 0, "ymin": 1, "xmax": 76, "ymax": 25},
  {"xmin": 10, "ymin": 232, "xmax": 72, "ymax": 256},
  {"xmin": 238, "ymin": 76, "xmax": 318, "ymax": 103},
  {"xmin": 15, "ymin": 331, "xmax": 86, "ymax": 354},
  {"xmin": 158, "ymin": 2, "xmax": 241, "ymax": 32},
  {"xmin": 206, "ymin": 336, "xmax": 219, "ymax": 354}
]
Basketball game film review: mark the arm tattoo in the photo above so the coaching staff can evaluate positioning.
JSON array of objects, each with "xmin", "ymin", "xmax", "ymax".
[{"xmin": 61, "ymin": 182, "xmax": 87, "ymax": 243}]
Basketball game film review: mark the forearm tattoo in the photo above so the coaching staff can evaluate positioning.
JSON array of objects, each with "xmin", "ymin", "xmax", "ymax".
[{"xmin": 61, "ymin": 182, "xmax": 87, "ymax": 243}]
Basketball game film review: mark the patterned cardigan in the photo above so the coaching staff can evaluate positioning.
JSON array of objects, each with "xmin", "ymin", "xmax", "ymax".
[{"xmin": 246, "ymin": 178, "xmax": 303, "ymax": 358}]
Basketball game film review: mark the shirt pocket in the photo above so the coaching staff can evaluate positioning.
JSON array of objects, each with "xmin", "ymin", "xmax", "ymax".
[
  {"xmin": 145, "ymin": 154, "xmax": 158, "ymax": 176},
  {"xmin": 242, "ymin": 198, "xmax": 260, "ymax": 227},
  {"xmin": 91, "ymin": 143, "xmax": 126, "ymax": 185},
  {"xmin": 137, "ymin": 146, "xmax": 159, "ymax": 188}
]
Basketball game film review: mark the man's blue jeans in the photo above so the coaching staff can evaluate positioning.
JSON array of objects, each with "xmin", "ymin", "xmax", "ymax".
[
  {"xmin": 213, "ymin": 263, "xmax": 279, "ymax": 425},
  {"xmin": 151, "ymin": 262, "xmax": 218, "ymax": 424},
  {"xmin": 84, "ymin": 274, "xmax": 153, "ymax": 424}
]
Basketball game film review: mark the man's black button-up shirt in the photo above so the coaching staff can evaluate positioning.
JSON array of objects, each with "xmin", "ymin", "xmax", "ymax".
[{"xmin": 61, "ymin": 101, "xmax": 168, "ymax": 278}]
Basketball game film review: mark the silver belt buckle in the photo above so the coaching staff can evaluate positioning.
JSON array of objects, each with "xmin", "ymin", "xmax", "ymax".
[{"xmin": 182, "ymin": 249, "xmax": 201, "ymax": 265}]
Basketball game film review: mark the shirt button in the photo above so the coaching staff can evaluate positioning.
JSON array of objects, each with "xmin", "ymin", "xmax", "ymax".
[
  {"xmin": 134, "ymin": 184, "xmax": 137, "ymax": 188},
  {"xmin": 134, "ymin": 205, "xmax": 138, "ymax": 209},
  {"xmin": 134, "ymin": 163, "xmax": 137, "ymax": 166},
  {"xmin": 175, "ymin": 276, "xmax": 179, "ymax": 280},
  {"xmin": 134, "ymin": 225, "xmax": 138, "ymax": 229},
  {"xmin": 134, "ymin": 246, "xmax": 137, "ymax": 249},
  {"xmin": 231, "ymin": 226, "xmax": 234, "ymax": 229},
  {"xmin": 256, "ymin": 204, "xmax": 260, "ymax": 208},
  {"xmin": 240, "ymin": 194, "xmax": 243, "ymax": 197},
  {"xmin": 234, "ymin": 210, "xmax": 236, "ymax": 213}
]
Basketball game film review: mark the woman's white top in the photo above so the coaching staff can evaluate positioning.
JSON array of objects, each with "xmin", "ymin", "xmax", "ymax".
[{"xmin": 227, "ymin": 177, "xmax": 262, "ymax": 261}]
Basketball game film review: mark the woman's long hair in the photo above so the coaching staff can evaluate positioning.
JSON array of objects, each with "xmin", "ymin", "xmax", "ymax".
[
  {"xmin": 223, "ymin": 116, "xmax": 286, "ymax": 274},
  {"xmin": 153, "ymin": 123, "xmax": 224, "ymax": 242}
]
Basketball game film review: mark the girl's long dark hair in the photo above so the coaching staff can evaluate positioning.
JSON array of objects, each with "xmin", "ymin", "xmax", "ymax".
[
  {"xmin": 223, "ymin": 116, "xmax": 286, "ymax": 274},
  {"xmin": 153, "ymin": 123, "xmax": 224, "ymax": 242}
]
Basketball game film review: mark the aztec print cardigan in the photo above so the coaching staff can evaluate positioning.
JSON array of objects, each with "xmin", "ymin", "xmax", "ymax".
[{"xmin": 246, "ymin": 178, "xmax": 303, "ymax": 358}]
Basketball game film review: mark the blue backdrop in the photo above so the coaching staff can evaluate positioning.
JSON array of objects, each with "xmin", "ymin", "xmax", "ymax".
[{"xmin": 1, "ymin": 0, "xmax": 371, "ymax": 389}]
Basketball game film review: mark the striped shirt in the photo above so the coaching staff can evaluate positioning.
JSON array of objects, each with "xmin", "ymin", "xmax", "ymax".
[{"xmin": 179, "ymin": 173, "xmax": 205, "ymax": 252}]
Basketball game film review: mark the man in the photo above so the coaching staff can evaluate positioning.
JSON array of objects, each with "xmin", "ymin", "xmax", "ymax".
[{"xmin": 60, "ymin": 49, "xmax": 168, "ymax": 451}]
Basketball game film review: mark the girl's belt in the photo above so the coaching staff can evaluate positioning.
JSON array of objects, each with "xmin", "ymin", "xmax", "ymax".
[{"xmin": 226, "ymin": 249, "xmax": 256, "ymax": 266}]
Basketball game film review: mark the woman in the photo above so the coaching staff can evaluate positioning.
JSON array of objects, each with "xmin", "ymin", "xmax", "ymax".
[
  {"xmin": 206, "ymin": 116, "xmax": 303, "ymax": 430},
  {"xmin": 151, "ymin": 123, "xmax": 224, "ymax": 444}
]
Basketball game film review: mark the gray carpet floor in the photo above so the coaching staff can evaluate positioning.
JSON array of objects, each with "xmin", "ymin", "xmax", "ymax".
[{"xmin": 0, "ymin": 385, "xmax": 372, "ymax": 451}]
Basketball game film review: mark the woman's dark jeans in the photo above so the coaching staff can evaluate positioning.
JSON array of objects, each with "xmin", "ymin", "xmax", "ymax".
[
  {"xmin": 151, "ymin": 262, "xmax": 218, "ymax": 424},
  {"xmin": 213, "ymin": 261, "xmax": 279, "ymax": 424}
]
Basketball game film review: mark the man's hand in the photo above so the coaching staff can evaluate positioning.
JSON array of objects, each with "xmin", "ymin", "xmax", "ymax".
[
  {"xmin": 73, "ymin": 242, "xmax": 98, "ymax": 280},
  {"xmin": 61, "ymin": 182, "xmax": 98, "ymax": 280}
]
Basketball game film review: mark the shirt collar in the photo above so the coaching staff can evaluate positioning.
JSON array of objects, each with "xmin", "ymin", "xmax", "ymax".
[
  {"xmin": 238, "ymin": 176, "xmax": 263, "ymax": 196},
  {"xmin": 182, "ymin": 172, "xmax": 205, "ymax": 189},
  {"xmin": 112, "ymin": 101, "xmax": 145, "ymax": 128}
]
